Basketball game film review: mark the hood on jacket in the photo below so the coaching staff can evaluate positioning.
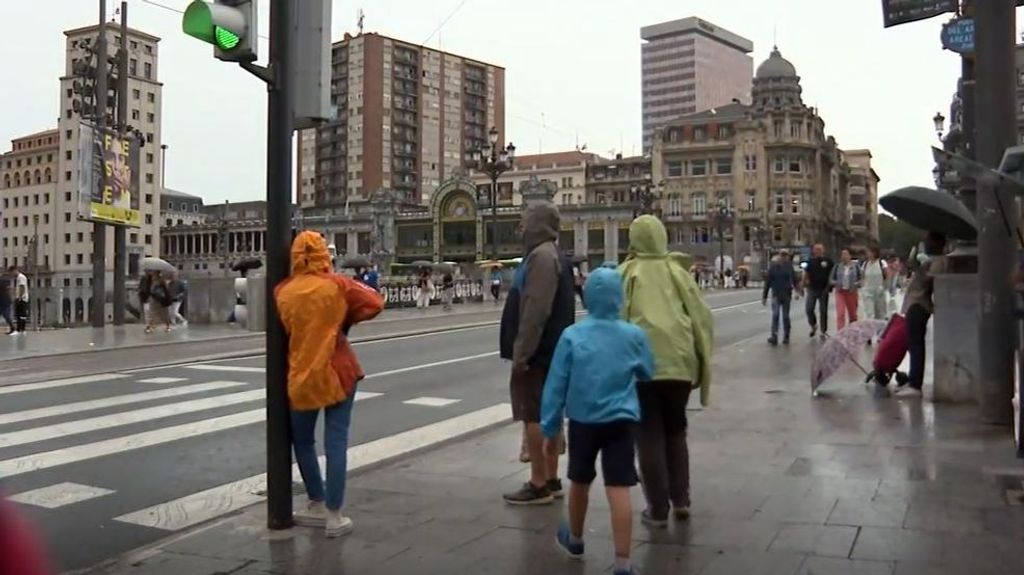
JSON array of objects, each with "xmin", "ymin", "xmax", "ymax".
[
  {"xmin": 629, "ymin": 215, "xmax": 668, "ymax": 256},
  {"xmin": 522, "ymin": 202, "xmax": 560, "ymax": 252},
  {"xmin": 584, "ymin": 267, "xmax": 623, "ymax": 320},
  {"xmin": 291, "ymin": 231, "xmax": 332, "ymax": 276}
]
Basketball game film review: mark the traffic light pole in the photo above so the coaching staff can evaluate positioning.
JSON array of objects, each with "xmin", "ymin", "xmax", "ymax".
[
  {"xmin": 91, "ymin": 0, "xmax": 109, "ymax": 328},
  {"xmin": 264, "ymin": 0, "xmax": 296, "ymax": 530},
  {"xmin": 113, "ymin": 1, "xmax": 128, "ymax": 325}
]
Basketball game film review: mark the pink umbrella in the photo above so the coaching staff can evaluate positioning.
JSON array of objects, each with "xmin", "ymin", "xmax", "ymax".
[{"xmin": 810, "ymin": 319, "xmax": 888, "ymax": 393}]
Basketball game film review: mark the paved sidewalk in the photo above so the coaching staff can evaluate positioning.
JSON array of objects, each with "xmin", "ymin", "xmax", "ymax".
[{"xmin": 87, "ymin": 331, "xmax": 1024, "ymax": 575}]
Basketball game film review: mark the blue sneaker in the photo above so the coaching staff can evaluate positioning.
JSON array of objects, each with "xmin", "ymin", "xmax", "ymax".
[{"xmin": 555, "ymin": 522, "xmax": 584, "ymax": 560}]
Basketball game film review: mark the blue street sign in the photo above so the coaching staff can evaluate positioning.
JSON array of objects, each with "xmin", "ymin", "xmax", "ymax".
[{"xmin": 941, "ymin": 17, "xmax": 974, "ymax": 55}]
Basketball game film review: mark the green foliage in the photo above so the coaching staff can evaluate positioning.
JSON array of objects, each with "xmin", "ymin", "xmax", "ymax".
[{"xmin": 878, "ymin": 214, "xmax": 922, "ymax": 257}]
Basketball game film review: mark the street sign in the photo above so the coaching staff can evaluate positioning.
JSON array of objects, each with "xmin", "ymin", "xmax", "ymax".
[
  {"xmin": 882, "ymin": 0, "xmax": 957, "ymax": 28},
  {"xmin": 941, "ymin": 17, "xmax": 975, "ymax": 54}
]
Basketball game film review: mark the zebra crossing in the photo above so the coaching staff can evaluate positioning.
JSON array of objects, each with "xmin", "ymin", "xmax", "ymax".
[{"xmin": 0, "ymin": 359, "xmax": 510, "ymax": 568}]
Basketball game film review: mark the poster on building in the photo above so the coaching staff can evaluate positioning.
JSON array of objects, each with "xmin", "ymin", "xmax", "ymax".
[{"xmin": 77, "ymin": 122, "xmax": 141, "ymax": 227}]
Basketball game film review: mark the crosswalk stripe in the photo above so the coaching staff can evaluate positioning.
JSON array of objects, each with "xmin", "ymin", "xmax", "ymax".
[
  {"xmin": 181, "ymin": 351, "xmax": 501, "ymax": 379},
  {"xmin": 0, "ymin": 381, "xmax": 250, "ymax": 426},
  {"xmin": 0, "ymin": 389, "xmax": 267, "ymax": 449},
  {"xmin": 0, "ymin": 409, "xmax": 265, "ymax": 479},
  {"xmin": 184, "ymin": 365, "xmax": 264, "ymax": 373},
  {"xmin": 8, "ymin": 482, "xmax": 115, "ymax": 509},
  {"xmin": 0, "ymin": 374, "xmax": 129, "ymax": 396},
  {"xmin": 114, "ymin": 402, "xmax": 512, "ymax": 530}
]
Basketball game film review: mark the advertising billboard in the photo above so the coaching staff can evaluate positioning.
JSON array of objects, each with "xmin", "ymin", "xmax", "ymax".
[
  {"xmin": 882, "ymin": 0, "xmax": 957, "ymax": 28},
  {"xmin": 77, "ymin": 122, "xmax": 141, "ymax": 227}
]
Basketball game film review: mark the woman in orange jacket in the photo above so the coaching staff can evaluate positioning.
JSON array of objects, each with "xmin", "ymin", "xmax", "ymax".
[{"xmin": 275, "ymin": 231, "xmax": 384, "ymax": 537}]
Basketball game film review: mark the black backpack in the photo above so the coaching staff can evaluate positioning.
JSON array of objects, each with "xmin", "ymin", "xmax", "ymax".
[{"xmin": 499, "ymin": 247, "xmax": 576, "ymax": 368}]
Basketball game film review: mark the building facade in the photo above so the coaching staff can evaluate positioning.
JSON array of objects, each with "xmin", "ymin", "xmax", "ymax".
[
  {"xmin": 0, "ymin": 23, "xmax": 163, "ymax": 325},
  {"xmin": 843, "ymin": 150, "xmax": 880, "ymax": 243},
  {"xmin": 651, "ymin": 48, "xmax": 875, "ymax": 270},
  {"xmin": 641, "ymin": 17, "xmax": 754, "ymax": 151},
  {"xmin": 308, "ymin": 32, "xmax": 505, "ymax": 209},
  {"xmin": 296, "ymin": 128, "xmax": 317, "ymax": 208}
]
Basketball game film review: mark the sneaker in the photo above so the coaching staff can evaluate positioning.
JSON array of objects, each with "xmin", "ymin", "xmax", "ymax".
[
  {"xmin": 546, "ymin": 478, "xmax": 564, "ymax": 499},
  {"xmin": 673, "ymin": 506, "xmax": 690, "ymax": 521},
  {"xmin": 503, "ymin": 481, "xmax": 554, "ymax": 506},
  {"xmin": 783, "ymin": 334, "xmax": 790, "ymax": 345},
  {"xmin": 293, "ymin": 500, "xmax": 327, "ymax": 527},
  {"xmin": 325, "ymin": 509, "xmax": 354, "ymax": 538},
  {"xmin": 768, "ymin": 335, "xmax": 778, "ymax": 346},
  {"xmin": 555, "ymin": 522, "xmax": 584, "ymax": 560},
  {"xmin": 893, "ymin": 386, "xmax": 923, "ymax": 398},
  {"xmin": 820, "ymin": 331, "xmax": 828, "ymax": 340},
  {"xmin": 641, "ymin": 509, "xmax": 668, "ymax": 528},
  {"xmin": 810, "ymin": 326, "xmax": 817, "ymax": 338}
]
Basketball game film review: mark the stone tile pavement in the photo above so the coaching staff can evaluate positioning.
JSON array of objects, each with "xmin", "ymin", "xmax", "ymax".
[{"xmin": 87, "ymin": 331, "xmax": 1024, "ymax": 575}]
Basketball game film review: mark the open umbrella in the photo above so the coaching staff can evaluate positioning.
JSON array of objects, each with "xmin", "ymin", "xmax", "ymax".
[
  {"xmin": 231, "ymin": 258, "xmax": 263, "ymax": 273},
  {"xmin": 341, "ymin": 255, "xmax": 372, "ymax": 269},
  {"xmin": 879, "ymin": 186, "xmax": 978, "ymax": 240},
  {"xmin": 410, "ymin": 260, "xmax": 433, "ymax": 269},
  {"xmin": 810, "ymin": 319, "xmax": 887, "ymax": 393},
  {"xmin": 477, "ymin": 260, "xmax": 504, "ymax": 270},
  {"xmin": 432, "ymin": 262, "xmax": 454, "ymax": 273},
  {"xmin": 141, "ymin": 256, "xmax": 176, "ymax": 273}
]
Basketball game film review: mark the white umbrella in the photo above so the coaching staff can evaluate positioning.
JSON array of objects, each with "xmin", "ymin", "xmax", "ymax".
[{"xmin": 141, "ymin": 256, "xmax": 176, "ymax": 273}]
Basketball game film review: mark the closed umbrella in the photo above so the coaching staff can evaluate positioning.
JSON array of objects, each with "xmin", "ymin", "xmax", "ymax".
[
  {"xmin": 879, "ymin": 186, "xmax": 978, "ymax": 240},
  {"xmin": 141, "ymin": 257, "xmax": 176, "ymax": 273}
]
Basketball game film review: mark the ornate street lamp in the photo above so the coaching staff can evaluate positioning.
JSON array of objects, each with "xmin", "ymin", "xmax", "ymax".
[
  {"xmin": 714, "ymin": 198, "xmax": 735, "ymax": 277},
  {"xmin": 468, "ymin": 126, "xmax": 515, "ymax": 260},
  {"xmin": 933, "ymin": 111, "xmax": 946, "ymax": 141},
  {"xmin": 630, "ymin": 176, "xmax": 663, "ymax": 218}
]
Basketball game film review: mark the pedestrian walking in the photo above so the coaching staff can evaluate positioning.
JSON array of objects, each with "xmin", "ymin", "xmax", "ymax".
[
  {"xmin": 416, "ymin": 268, "xmax": 433, "ymax": 310},
  {"xmin": 7, "ymin": 266, "xmax": 29, "ymax": 335},
  {"xmin": 137, "ymin": 271, "xmax": 153, "ymax": 327},
  {"xmin": 499, "ymin": 201, "xmax": 575, "ymax": 505},
  {"xmin": 763, "ymin": 250, "xmax": 801, "ymax": 346},
  {"xmin": 441, "ymin": 271, "xmax": 455, "ymax": 311},
  {"xmin": 860, "ymin": 246, "xmax": 889, "ymax": 322},
  {"xmin": 168, "ymin": 275, "xmax": 189, "ymax": 327},
  {"xmin": 0, "ymin": 274, "xmax": 14, "ymax": 335},
  {"xmin": 275, "ymin": 231, "xmax": 384, "ymax": 537},
  {"xmin": 362, "ymin": 265, "xmax": 380, "ymax": 290},
  {"xmin": 145, "ymin": 273, "xmax": 173, "ymax": 333},
  {"xmin": 894, "ymin": 231, "xmax": 947, "ymax": 398},
  {"xmin": 573, "ymin": 265, "xmax": 586, "ymax": 306},
  {"xmin": 832, "ymin": 249, "xmax": 862, "ymax": 330},
  {"xmin": 802, "ymin": 243, "xmax": 834, "ymax": 338},
  {"xmin": 543, "ymin": 267, "xmax": 653, "ymax": 575},
  {"xmin": 490, "ymin": 268, "xmax": 502, "ymax": 303},
  {"xmin": 618, "ymin": 216, "xmax": 714, "ymax": 527}
]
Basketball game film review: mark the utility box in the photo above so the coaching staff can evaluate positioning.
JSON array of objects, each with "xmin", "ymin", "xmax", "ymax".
[{"xmin": 933, "ymin": 273, "xmax": 980, "ymax": 403}]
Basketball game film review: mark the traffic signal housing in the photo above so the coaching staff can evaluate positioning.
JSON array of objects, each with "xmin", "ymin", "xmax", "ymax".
[{"xmin": 182, "ymin": 0, "xmax": 257, "ymax": 62}]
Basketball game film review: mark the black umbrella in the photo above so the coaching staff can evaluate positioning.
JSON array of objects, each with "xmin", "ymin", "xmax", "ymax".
[
  {"xmin": 879, "ymin": 186, "xmax": 978, "ymax": 240},
  {"xmin": 231, "ymin": 258, "xmax": 263, "ymax": 273},
  {"xmin": 341, "ymin": 255, "xmax": 372, "ymax": 269}
]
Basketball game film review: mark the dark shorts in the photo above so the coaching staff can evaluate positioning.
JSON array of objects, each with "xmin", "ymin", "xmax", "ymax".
[
  {"xmin": 567, "ymin": 420, "xmax": 639, "ymax": 487},
  {"xmin": 510, "ymin": 367, "xmax": 546, "ymax": 423}
]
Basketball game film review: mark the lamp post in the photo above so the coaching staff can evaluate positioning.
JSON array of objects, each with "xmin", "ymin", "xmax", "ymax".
[
  {"xmin": 468, "ymin": 126, "xmax": 515, "ymax": 260},
  {"xmin": 714, "ymin": 198, "xmax": 734, "ymax": 278},
  {"xmin": 933, "ymin": 111, "xmax": 946, "ymax": 142},
  {"xmin": 630, "ymin": 176, "xmax": 662, "ymax": 218}
]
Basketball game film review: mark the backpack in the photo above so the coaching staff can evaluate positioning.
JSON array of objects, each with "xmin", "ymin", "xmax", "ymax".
[
  {"xmin": 150, "ymin": 283, "xmax": 171, "ymax": 306},
  {"xmin": 499, "ymin": 247, "xmax": 576, "ymax": 367}
]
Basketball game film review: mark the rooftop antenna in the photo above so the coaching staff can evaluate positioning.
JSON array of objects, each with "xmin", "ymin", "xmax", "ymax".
[{"xmin": 357, "ymin": 8, "xmax": 365, "ymax": 35}]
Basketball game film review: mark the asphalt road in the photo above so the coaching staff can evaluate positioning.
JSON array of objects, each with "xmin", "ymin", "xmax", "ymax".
[{"xmin": 0, "ymin": 289, "xmax": 766, "ymax": 573}]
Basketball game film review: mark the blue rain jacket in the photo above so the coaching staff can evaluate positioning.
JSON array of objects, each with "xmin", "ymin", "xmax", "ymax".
[{"xmin": 540, "ymin": 267, "xmax": 655, "ymax": 438}]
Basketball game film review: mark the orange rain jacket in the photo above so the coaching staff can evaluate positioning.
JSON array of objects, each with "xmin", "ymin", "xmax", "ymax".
[{"xmin": 274, "ymin": 231, "xmax": 384, "ymax": 411}]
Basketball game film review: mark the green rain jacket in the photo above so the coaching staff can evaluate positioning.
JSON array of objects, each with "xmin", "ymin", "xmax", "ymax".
[{"xmin": 618, "ymin": 216, "xmax": 715, "ymax": 406}]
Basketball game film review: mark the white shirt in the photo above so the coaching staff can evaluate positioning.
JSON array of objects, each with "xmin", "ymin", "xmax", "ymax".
[
  {"xmin": 15, "ymin": 272, "xmax": 28, "ymax": 302},
  {"xmin": 862, "ymin": 259, "xmax": 887, "ymax": 291}
]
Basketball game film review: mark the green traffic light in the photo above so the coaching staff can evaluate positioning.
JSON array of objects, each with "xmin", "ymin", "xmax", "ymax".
[
  {"xmin": 182, "ymin": 2, "xmax": 216, "ymax": 44},
  {"xmin": 214, "ymin": 26, "xmax": 240, "ymax": 50},
  {"xmin": 182, "ymin": 1, "xmax": 245, "ymax": 51}
]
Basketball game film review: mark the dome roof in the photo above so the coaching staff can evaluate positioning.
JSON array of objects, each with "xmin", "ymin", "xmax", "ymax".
[{"xmin": 756, "ymin": 47, "xmax": 797, "ymax": 79}]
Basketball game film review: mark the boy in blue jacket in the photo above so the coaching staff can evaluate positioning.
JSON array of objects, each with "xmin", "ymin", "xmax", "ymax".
[{"xmin": 541, "ymin": 267, "xmax": 654, "ymax": 575}]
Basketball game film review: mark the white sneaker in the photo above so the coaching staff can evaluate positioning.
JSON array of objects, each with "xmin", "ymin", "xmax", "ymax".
[
  {"xmin": 293, "ymin": 500, "xmax": 327, "ymax": 527},
  {"xmin": 893, "ymin": 386, "xmax": 923, "ymax": 398},
  {"xmin": 325, "ymin": 509, "xmax": 354, "ymax": 538}
]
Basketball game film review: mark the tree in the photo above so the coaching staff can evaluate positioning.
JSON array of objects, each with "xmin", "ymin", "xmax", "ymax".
[{"xmin": 878, "ymin": 214, "xmax": 922, "ymax": 258}]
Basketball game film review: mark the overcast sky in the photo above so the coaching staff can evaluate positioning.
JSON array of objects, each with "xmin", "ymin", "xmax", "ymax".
[{"xmin": 1, "ymin": 0, "xmax": 1019, "ymax": 205}]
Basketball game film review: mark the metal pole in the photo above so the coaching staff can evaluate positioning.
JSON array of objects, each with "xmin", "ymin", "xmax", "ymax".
[
  {"xmin": 160, "ymin": 144, "xmax": 168, "ymax": 189},
  {"xmin": 32, "ymin": 215, "xmax": 39, "ymax": 330},
  {"xmin": 491, "ymin": 174, "xmax": 498, "ymax": 260},
  {"xmin": 266, "ymin": 0, "xmax": 296, "ymax": 530},
  {"xmin": 974, "ymin": 0, "xmax": 1016, "ymax": 426},
  {"xmin": 112, "ymin": 0, "xmax": 128, "ymax": 325},
  {"xmin": 91, "ymin": 0, "xmax": 108, "ymax": 328}
]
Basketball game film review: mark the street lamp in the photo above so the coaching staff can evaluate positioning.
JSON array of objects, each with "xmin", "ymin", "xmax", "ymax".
[
  {"xmin": 933, "ymin": 112, "xmax": 946, "ymax": 141},
  {"xmin": 714, "ymin": 198, "xmax": 734, "ymax": 278},
  {"xmin": 630, "ymin": 176, "xmax": 662, "ymax": 218},
  {"xmin": 467, "ymin": 126, "xmax": 515, "ymax": 260}
]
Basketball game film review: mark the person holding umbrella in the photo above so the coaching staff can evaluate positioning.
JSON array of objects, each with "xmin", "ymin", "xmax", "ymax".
[{"xmin": 893, "ymin": 231, "xmax": 947, "ymax": 398}]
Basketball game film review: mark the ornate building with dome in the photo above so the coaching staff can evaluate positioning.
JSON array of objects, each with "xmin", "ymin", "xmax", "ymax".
[{"xmin": 651, "ymin": 47, "xmax": 879, "ymax": 270}]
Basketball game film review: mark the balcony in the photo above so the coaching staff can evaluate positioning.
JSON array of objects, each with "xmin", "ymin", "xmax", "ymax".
[
  {"xmin": 464, "ymin": 82, "xmax": 487, "ymax": 97},
  {"xmin": 394, "ymin": 80, "xmax": 418, "ymax": 96},
  {"xmin": 393, "ymin": 144, "xmax": 417, "ymax": 158}
]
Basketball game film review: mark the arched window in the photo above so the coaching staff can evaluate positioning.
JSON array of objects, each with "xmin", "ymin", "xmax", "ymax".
[
  {"xmin": 74, "ymin": 298, "xmax": 85, "ymax": 323},
  {"xmin": 34, "ymin": 170, "xmax": 41, "ymax": 184},
  {"xmin": 44, "ymin": 168, "xmax": 52, "ymax": 183},
  {"xmin": 23, "ymin": 171, "xmax": 30, "ymax": 184},
  {"xmin": 14, "ymin": 173, "xmax": 21, "ymax": 187},
  {"xmin": 3, "ymin": 174, "xmax": 9, "ymax": 188}
]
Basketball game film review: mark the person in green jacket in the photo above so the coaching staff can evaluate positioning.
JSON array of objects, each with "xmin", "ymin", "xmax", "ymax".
[{"xmin": 619, "ymin": 215, "xmax": 714, "ymax": 527}]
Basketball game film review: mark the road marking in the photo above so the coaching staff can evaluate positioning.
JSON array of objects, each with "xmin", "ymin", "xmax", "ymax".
[
  {"xmin": 114, "ymin": 403, "xmax": 511, "ymax": 530},
  {"xmin": 8, "ymin": 482, "xmax": 115, "ymax": 509},
  {"xmin": 137, "ymin": 377, "xmax": 188, "ymax": 384},
  {"xmin": 711, "ymin": 300, "xmax": 762, "ymax": 313},
  {"xmin": 403, "ymin": 397, "xmax": 461, "ymax": 407},
  {"xmin": 0, "ymin": 381, "xmax": 250, "ymax": 426},
  {"xmin": 354, "ymin": 391, "xmax": 383, "ymax": 401},
  {"xmin": 0, "ymin": 389, "xmax": 267, "ymax": 449},
  {"xmin": 0, "ymin": 374, "xmax": 129, "ymax": 396},
  {"xmin": 0, "ymin": 409, "xmax": 265, "ymax": 479},
  {"xmin": 183, "ymin": 365, "xmax": 264, "ymax": 373}
]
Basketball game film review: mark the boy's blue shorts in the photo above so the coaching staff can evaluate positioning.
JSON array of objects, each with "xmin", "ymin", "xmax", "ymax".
[{"xmin": 567, "ymin": 420, "xmax": 638, "ymax": 487}]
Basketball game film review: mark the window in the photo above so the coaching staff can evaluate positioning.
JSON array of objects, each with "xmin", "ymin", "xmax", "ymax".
[
  {"xmin": 689, "ymin": 160, "xmax": 707, "ymax": 177},
  {"xmin": 76, "ymin": 254, "xmax": 83, "ymax": 264},
  {"xmin": 745, "ymin": 154, "xmax": 757, "ymax": 171},
  {"xmin": 145, "ymin": 173, "xmax": 154, "ymax": 184},
  {"xmin": 193, "ymin": 204, "xmax": 199, "ymax": 213},
  {"xmin": 43, "ymin": 234, "xmax": 49, "ymax": 244},
  {"xmin": 64, "ymin": 233, "xmax": 71, "ymax": 243},
  {"xmin": 791, "ymin": 194, "xmax": 801, "ymax": 214},
  {"xmin": 64, "ymin": 254, "xmax": 71, "ymax": 265},
  {"xmin": 65, "ymin": 191, "xmax": 72, "ymax": 202},
  {"xmin": 145, "ymin": 214, "xmax": 152, "ymax": 224},
  {"xmin": 180, "ymin": 202, "xmax": 187, "ymax": 211},
  {"xmin": 746, "ymin": 190, "xmax": 756, "ymax": 210},
  {"xmin": 66, "ymin": 129, "xmax": 72, "ymax": 139},
  {"xmin": 130, "ymin": 40, "xmax": 138, "ymax": 50},
  {"xmin": 146, "ymin": 133, "xmax": 154, "ymax": 143},
  {"xmin": 65, "ymin": 171, "xmax": 72, "ymax": 181},
  {"xmin": 131, "ymin": 109, "xmax": 140, "ymax": 120},
  {"xmin": 693, "ymin": 128, "xmax": 705, "ymax": 141},
  {"xmin": 716, "ymin": 158, "xmax": 732, "ymax": 176},
  {"xmin": 691, "ymin": 226, "xmax": 711, "ymax": 244},
  {"xmin": 33, "ymin": 194, "xmax": 38, "ymax": 205},
  {"xmin": 147, "ymin": 92, "xmax": 155, "ymax": 103},
  {"xmin": 132, "ymin": 89, "xmax": 140, "ymax": 100},
  {"xmin": 773, "ymin": 157, "xmax": 786, "ymax": 173},
  {"xmin": 66, "ymin": 150, "xmax": 72, "ymax": 160},
  {"xmin": 144, "ymin": 62, "xmax": 152, "ymax": 79},
  {"xmin": 44, "ymin": 193, "xmax": 50, "ymax": 204},
  {"xmin": 667, "ymin": 195, "xmax": 681, "ymax": 217},
  {"xmin": 145, "ymin": 234, "xmax": 152, "ymax": 245},
  {"xmin": 790, "ymin": 123, "xmax": 802, "ymax": 139},
  {"xmin": 76, "ymin": 232, "xmax": 84, "ymax": 242},
  {"xmin": 789, "ymin": 158, "xmax": 802, "ymax": 173},
  {"xmin": 144, "ymin": 44, "xmax": 153, "ymax": 55},
  {"xmin": 130, "ymin": 233, "xmax": 138, "ymax": 243},
  {"xmin": 147, "ymin": 112, "xmax": 155, "ymax": 123},
  {"xmin": 43, "ymin": 214, "xmax": 49, "ymax": 224},
  {"xmin": 774, "ymin": 191, "xmax": 785, "ymax": 215},
  {"xmin": 165, "ymin": 218, "xmax": 172, "ymax": 227},
  {"xmin": 743, "ymin": 225, "xmax": 752, "ymax": 242},
  {"xmin": 718, "ymin": 125, "xmax": 731, "ymax": 140},
  {"xmin": 666, "ymin": 161, "xmax": 683, "ymax": 177},
  {"xmin": 129, "ymin": 58, "xmax": 137, "ymax": 75},
  {"xmin": 145, "ymin": 193, "xmax": 153, "ymax": 204},
  {"xmin": 146, "ymin": 152, "xmax": 154, "ymax": 164},
  {"xmin": 65, "ymin": 213, "xmax": 72, "ymax": 223},
  {"xmin": 774, "ymin": 122, "xmax": 784, "ymax": 139},
  {"xmin": 693, "ymin": 192, "xmax": 707, "ymax": 216},
  {"xmin": 773, "ymin": 225, "xmax": 783, "ymax": 242}
]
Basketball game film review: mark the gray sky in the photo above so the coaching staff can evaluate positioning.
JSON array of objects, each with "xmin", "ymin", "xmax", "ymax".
[{"xmin": 1, "ymin": 0, "xmax": 1017, "ymax": 205}]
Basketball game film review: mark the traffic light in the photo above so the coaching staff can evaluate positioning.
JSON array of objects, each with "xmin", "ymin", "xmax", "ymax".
[{"xmin": 182, "ymin": 0, "xmax": 257, "ymax": 62}]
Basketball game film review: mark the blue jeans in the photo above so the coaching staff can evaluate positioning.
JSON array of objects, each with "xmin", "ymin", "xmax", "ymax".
[
  {"xmin": 290, "ymin": 393, "xmax": 356, "ymax": 511},
  {"xmin": 771, "ymin": 295, "xmax": 792, "ymax": 337}
]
